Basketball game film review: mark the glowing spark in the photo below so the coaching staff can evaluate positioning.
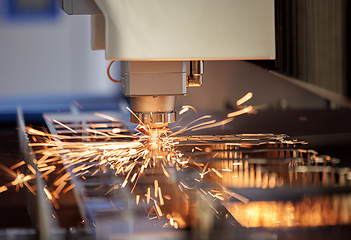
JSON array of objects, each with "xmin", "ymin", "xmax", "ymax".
[
  {"xmin": 24, "ymin": 182, "xmax": 36, "ymax": 196},
  {"xmin": 212, "ymin": 168, "xmax": 223, "ymax": 178},
  {"xmin": 27, "ymin": 164, "xmax": 36, "ymax": 174},
  {"xmin": 55, "ymin": 181, "xmax": 67, "ymax": 196},
  {"xmin": 54, "ymin": 172, "xmax": 71, "ymax": 186},
  {"xmin": 0, "ymin": 186, "xmax": 8, "ymax": 193},
  {"xmin": 72, "ymin": 165, "xmax": 86, "ymax": 173},
  {"xmin": 179, "ymin": 105, "xmax": 197, "ymax": 115},
  {"xmin": 179, "ymin": 107, "xmax": 189, "ymax": 115},
  {"xmin": 154, "ymin": 200, "xmax": 163, "ymax": 217},
  {"xmin": 227, "ymin": 106, "xmax": 253, "ymax": 118},
  {"xmin": 131, "ymin": 173, "xmax": 138, "ymax": 183},
  {"xmin": 154, "ymin": 180, "xmax": 159, "ymax": 197},
  {"xmin": 161, "ymin": 165, "xmax": 170, "ymax": 178},
  {"xmin": 12, "ymin": 174, "xmax": 33, "ymax": 186},
  {"xmin": 38, "ymin": 166, "xmax": 56, "ymax": 172},
  {"xmin": 191, "ymin": 118, "xmax": 234, "ymax": 132},
  {"xmin": 15, "ymin": 92, "xmax": 268, "ymax": 227},
  {"xmin": 170, "ymin": 217, "xmax": 174, "ymax": 226},
  {"xmin": 158, "ymin": 187, "xmax": 164, "ymax": 206},
  {"xmin": 236, "ymin": 92, "xmax": 253, "ymax": 106},
  {"xmin": 94, "ymin": 112, "xmax": 118, "ymax": 121},
  {"xmin": 44, "ymin": 187, "xmax": 52, "ymax": 200},
  {"xmin": 10, "ymin": 161, "xmax": 25, "ymax": 170},
  {"xmin": 53, "ymin": 119, "xmax": 77, "ymax": 134},
  {"xmin": 147, "ymin": 187, "xmax": 150, "ymax": 204},
  {"xmin": 40, "ymin": 168, "xmax": 56, "ymax": 178},
  {"xmin": 169, "ymin": 115, "xmax": 212, "ymax": 136},
  {"xmin": 121, "ymin": 174, "xmax": 129, "ymax": 188},
  {"xmin": 52, "ymin": 214, "xmax": 56, "ymax": 218},
  {"xmin": 73, "ymin": 100, "xmax": 83, "ymax": 110},
  {"xmin": 195, "ymin": 147, "xmax": 202, "ymax": 151},
  {"xmin": 62, "ymin": 184, "xmax": 75, "ymax": 194},
  {"xmin": 112, "ymin": 128, "xmax": 121, "ymax": 134},
  {"xmin": 87, "ymin": 128, "xmax": 109, "ymax": 137},
  {"xmin": 126, "ymin": 106, "xmax": 146, "ymax": 127}
]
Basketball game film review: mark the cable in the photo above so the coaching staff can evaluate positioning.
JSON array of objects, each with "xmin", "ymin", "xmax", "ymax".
[{"xmin": 107, "ymin": 60, "xmax": 121, "ymax": 83}]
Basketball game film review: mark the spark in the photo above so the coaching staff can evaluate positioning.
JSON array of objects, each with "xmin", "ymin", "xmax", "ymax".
[
  {"xmin": 179, "ymin": 105, "xmax": 197, "ymax": 115},
  {"xmin": 6, "ymin": 92, "xmax": 279, "ymax": 229},
  {"xmin": 86, "ymin": 128, "xmax": 109, "ymax": 137},
  {"xmin": 40, "ymin": 168, "xmax": 56, "ymax": 178},
  {"xmin": 44, "ymin": 187, "xmax": 52, "ymax": 200},
  {"xmin": 158, "ymin": 187, "xmax": 164, "ymax": 205},
  {"xmin": 147, "ymin": 187, "xmax": 151, "ymax": 204},
  {"xmin": 164, "ymin": 195, "xmax": 171, "ymax": 200},
  {"xmin": 55, "ymin": 181, "xmax": 67, "ymax": 196},
  {"xmin": 236, "ymin": 92, "xmax": 253, "ymax": 106},
  {"xmin": 27, "ymin": 165, "xmax": 36, "ymax": 174},
  {"xmin": 154, "ymin": 200, "xmax": 163, "ymax": 217},
  {"xmin": 54, "ymin": 172, "xmax": 71, "ymax": 186},
  {"xmin": 112, "ymin": 128, "xmax": 121, "ymax": 134},
  {"xmin": 62, "ymin": 184, "xmax": 75, "ymax": 194},
  {"xmin": 191, "ymin": 118, "xmax": 234, "ymax": 132},
  {"xmin": 10, "ymin": 161, "xmax": 25, "ymax": 170},
  {"xmin": 38, "ymin": 166, "xmax": 56, "ymax": 172},
  {"xmin": 73, "ymin": 100, "xmax": 83, "ymax": 110},
  {"xmin": 227, "ymin": 106, "xmax": 253, "ymax": 118},
  {"xmin": 212, "ymin": 168, "xmax": 223, "ymax": 178},
  {"xmin": 0, "ymin": 186, "xmax": 8, "ymax": 193},
  {"xmin": 130, "ymin": 172, "xmax": 138, "ymax": 183},
  {"xmin": 154, "ymin": 180, "xmax": 159, "ymax": 197},
  {"xmin": 53, "ymin": 119, "xmax": 77, "ymax": 134},
  {"xmin": 94, "ymin": 112, "xmax": 118, "ymax": 122}
]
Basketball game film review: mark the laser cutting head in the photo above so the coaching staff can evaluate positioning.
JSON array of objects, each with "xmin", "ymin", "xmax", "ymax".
[
  {"xmin": 60, "ymin": 0, "xmax": 275, "ymax": 125},
  {"xmin": 130, "ymin": 96, "xmax": 176, "ymax": 128}
]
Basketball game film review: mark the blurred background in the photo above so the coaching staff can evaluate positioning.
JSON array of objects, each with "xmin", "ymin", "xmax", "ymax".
[{"xmin": 0, "ymin": 0, "xmax": 122, "ymax": 123}]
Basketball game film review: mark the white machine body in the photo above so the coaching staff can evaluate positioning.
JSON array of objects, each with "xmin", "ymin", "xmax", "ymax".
[{"xmin": 94, "ymin": 0, "xmax": 275, "ymax": 61}]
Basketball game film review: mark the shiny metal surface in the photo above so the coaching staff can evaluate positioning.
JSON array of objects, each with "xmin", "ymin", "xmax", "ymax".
[
  {"xmin": 187, "ymin": 60, "xmax": 204, "ymax": 87},
  {"xmin": 130, "ymin": 96, "xmax": 176, "ymax": 113},
  {"xmin": 130, "ymin": 111, "xmax": 176, "ymax": 125},
  {"xmin": 121, "ymin": 61, "xmax": 187, "ymax": 96},
  {"xmin": 130, "ymin": 96, "xmax": 177, "ymax": 124}
]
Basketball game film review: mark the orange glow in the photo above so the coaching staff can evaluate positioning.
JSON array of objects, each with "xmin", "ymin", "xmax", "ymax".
[{"xmin": 236, "ymin": 92, "xmax": 253, "ymax": 106}]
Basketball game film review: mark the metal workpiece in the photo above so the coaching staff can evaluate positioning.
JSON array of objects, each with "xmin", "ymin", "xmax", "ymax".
[
  {"xmin": 17, "ymin": 107, "xmax": 62, "ymax": 240},
  {"xmin": 187, "ymin": 60, "xmax": 204, "ymax": 87},
  {"xmin": 121, "ymin": 61, "xmax": 187, "ymax": 96}
]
